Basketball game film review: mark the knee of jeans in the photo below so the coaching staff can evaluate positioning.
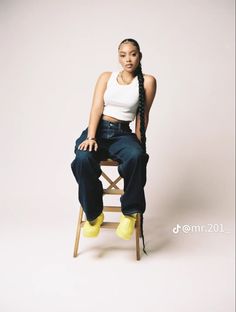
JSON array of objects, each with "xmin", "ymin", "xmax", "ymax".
[
  {"xmin": 75, "ymin": 149, "xmax": 94, "ymax": 163},
  {"xmin": 129, "ymin": 150, "xmax": 149, "ymax": 162}
]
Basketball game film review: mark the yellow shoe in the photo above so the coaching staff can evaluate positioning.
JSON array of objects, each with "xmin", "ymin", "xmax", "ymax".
[
  {"xmin": 83, "ymin": 212, "xmax": 104, "ymax": 237},
  {"xmin": 116, "ymin": 213, "xmax": 137, "ymax": 240}
]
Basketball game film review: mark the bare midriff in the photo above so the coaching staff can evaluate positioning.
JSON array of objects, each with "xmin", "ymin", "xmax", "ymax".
[{"xmin": 102, "ymin": 114, "xmax": 131, "ymax": 124}]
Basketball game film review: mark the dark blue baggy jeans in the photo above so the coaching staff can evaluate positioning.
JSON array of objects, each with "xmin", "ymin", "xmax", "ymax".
[{"xmin": 70, "ymin": 118, "xmax": 149, "ymax": 221}]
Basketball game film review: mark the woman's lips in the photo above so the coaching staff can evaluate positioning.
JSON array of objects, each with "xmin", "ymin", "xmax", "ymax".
[{"xmin": 125, "ymin": 64, "xmax": 133, "ymax": 68}]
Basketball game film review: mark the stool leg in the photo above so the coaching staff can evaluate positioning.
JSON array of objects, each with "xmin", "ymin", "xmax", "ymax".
[
  {"xmin": 135, "ymin": 213, "xmax": 141, "ymax": 261},
  {"xmin": 73, "ymin": 206, "xmax": 83, "ymax": 257}
]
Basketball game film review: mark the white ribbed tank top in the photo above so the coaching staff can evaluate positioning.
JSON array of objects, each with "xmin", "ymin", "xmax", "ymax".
[{"xmin": 103, "ymin": 71, "xmax": 139, "ymax": 121}]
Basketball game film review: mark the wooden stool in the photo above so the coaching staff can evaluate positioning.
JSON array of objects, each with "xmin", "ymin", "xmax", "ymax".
[{"xmin": 73, "ymin": 158, "xmax": 142, "ymax": 260}]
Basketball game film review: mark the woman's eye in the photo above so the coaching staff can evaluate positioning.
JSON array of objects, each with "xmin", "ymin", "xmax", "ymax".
[{"xmin": 120, "ymin": 54, "xmax": 136, "ymax": 57}]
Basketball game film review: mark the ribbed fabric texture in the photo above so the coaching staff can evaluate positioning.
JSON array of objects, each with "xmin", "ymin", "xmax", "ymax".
[{"xmin": 103, "ymin": 71, "xmax": 139, "ymax": 121}]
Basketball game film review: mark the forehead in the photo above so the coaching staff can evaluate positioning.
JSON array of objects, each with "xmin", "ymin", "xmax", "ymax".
[{"xmin": 119, "ymin": 43, "xmax": 139, "ymax": 52}]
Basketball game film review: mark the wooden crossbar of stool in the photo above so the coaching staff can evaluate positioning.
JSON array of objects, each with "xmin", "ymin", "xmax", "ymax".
[{"xmin": 73, "ymin": 158, "xmax": 142, "ymax": 260}]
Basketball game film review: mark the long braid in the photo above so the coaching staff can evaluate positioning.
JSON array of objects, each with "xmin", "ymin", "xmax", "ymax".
[
  {"xmin": 135, "ymin": 63, "xmax": 146, "ymax": 153},
  {"xmin": 119, "ymin": 38, "xmax": 148, "ymax": 256},
  {"xmin": 135, "ymin": 63, "xmax": 148, "ymax": 256}
]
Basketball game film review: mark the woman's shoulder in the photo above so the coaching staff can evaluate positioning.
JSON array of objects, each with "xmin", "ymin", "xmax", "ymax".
[
  {"xmin": 99, "ymin": 71, "xmax": 114, "ymax": 79},
  {"xmin": 96, "ymin": 71, "xmax": 114, "ymax": 84},
  {"xmin": 93, "ymin": 71, "xmax": 116, "ymax": 91},
  {"xmin": 143, "ymin": 73, "xmax": 157, "ymax": 90},
  {"xmin": 143, "ymin": 73, "xmax": 157, "ymax": 82}
]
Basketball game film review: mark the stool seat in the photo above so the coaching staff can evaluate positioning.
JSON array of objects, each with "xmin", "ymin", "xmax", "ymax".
[
  {"xmin": 100, "ymin": 158, "xmax": 119, "ymax": 166},
  {"xmin": 73, "ymin": 158, "xmax": 142, "ymax": 260}
]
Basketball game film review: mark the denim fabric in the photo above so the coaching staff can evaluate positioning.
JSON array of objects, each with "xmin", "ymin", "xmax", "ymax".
[{"xmin": 71, "ymin": 119, "xmax": 149, "ymax": 221}]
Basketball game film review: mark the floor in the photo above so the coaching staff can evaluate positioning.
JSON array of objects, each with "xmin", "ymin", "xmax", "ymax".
[{"xmin": 0, "ymin": 199, "xmax": 234, "ymax": 312}]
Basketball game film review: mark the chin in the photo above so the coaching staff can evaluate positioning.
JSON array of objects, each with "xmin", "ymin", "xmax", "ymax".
[{"xmin": 124, "ymin": 67, "xmax": 135, "ymax": 73}]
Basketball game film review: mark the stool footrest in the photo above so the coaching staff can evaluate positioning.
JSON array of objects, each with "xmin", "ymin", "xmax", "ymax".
[
  {"xmin": 101, "ymin": 221, "xmax": 119, "ymax": 229},
  {"xmin": 103, "ymin": 206, "xmax": 122, "ymax": 212},
  {"xmin": 103, "ymin": 189, "xmax": 124, "ymax": 195},
  {"xmin": 80, "ymin": 220, "xmax": 139, "ymax": 229},
  {"xmin": 80, "ymin": 221, "xmax": 119, "ymax": 228}
]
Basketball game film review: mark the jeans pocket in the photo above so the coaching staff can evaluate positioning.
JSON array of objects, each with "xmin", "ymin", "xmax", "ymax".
[
  {"xmin": 97, "ymin": 127, "xmax": 115, "ymax": 139},
  {"xmin": 121, "ymin": 128, "xmax": 132, "ymax": 135}
]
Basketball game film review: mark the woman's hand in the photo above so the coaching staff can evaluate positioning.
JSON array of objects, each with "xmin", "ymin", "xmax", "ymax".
[{"xmin": 78, "ymin": 139, "xmax": 98, "ymax": 152}]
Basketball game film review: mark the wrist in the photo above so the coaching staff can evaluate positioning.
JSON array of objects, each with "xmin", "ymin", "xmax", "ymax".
[{"xmin": 86, "ymin": 136, "xmax": 96, "ymax": 141}]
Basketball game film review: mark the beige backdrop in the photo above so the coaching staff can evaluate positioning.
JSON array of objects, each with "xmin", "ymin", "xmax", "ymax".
[{"xmin": 0, "ymin": 0, "xmax": 235, "ymax": 311}]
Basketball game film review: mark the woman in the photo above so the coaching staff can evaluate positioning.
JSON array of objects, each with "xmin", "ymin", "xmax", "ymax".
[{"xmin": 71, "ymin": 38, "xmax": 157, "ymax": 254}]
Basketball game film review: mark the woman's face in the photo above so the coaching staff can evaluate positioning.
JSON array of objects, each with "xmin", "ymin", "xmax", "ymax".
[{"xmin": 118, "ymin": 43, "xmax": 141, "ymax": 73}]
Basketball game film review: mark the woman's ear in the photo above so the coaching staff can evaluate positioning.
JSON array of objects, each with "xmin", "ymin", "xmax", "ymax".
[{"xmin": 139, "ymin": 52, "xmax": 142, "ymax": 62}]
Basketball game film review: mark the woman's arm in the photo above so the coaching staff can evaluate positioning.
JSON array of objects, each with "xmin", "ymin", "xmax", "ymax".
[
  {"xmin": 135, "ymin": 75, "xmax": 157, "ymax": 141},
  {"xmin": 87, "ymin": 72, "xmax": 111, "ymax": 138}
]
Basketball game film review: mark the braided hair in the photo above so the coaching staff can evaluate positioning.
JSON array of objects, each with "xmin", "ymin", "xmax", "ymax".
[{"xmin": 118, "ymin": 38, "xmax": 148, "ymax": 255}]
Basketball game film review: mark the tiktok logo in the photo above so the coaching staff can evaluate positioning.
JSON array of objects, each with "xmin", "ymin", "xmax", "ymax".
[{"xmin": 172, "ymin": 224, "xmax": 181, "ymax": 234}]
